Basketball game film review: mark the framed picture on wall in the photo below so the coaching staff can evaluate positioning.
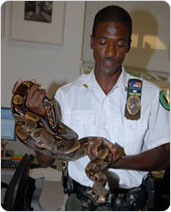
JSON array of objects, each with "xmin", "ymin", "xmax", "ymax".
[
  {"xmin": 1, "ymin": 2, "xmax": 6, "ymax": 37},
  {"xmin": 10, "ymin": 1, "xmax": 65, "ymax": 44}
]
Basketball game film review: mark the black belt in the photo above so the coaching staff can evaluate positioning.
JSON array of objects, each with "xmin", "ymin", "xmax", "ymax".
[
  {"xmin": 63, "ymin": 172, "xmax": 155, "ymax": 210},
  {"xmin": 73, "ymin": 180, "xmax": 92, "ymax": 193},
  {"xmin": 71, "ymin": 179, "xmax": 148, "ymax": 211},
  {"xmin": 72, "ymin": 179, "xmax": 138, "ymax": 195}
]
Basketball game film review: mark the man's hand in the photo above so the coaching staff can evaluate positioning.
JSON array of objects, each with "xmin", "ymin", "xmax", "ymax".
[
  {"xmin": 87, "ymin": 137, "xmax": 103, "ymax": 161},
  {"xmin": 12, "ymin": 79, "xmax": 46, "ymax": 116},
  {"xmin": 12, "ymin": 79, "xmax": 54, "ymax": 167},
  {"xmin": 107, "ymin": 142, "xmax": 122, "ymax": 162},
  {"xmin": 87, "ymin": 138, "xmax": 122, "ymax": 164}
]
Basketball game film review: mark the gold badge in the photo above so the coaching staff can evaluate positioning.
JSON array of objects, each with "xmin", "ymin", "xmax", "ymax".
[{"xmin": 127, "ymin": 95, "xmax": 141, "ymax": 115}]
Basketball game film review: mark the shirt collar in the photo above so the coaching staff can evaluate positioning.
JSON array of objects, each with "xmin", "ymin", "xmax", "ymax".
[
  {"xmin": 83, "ymin": 66, "xmax": 128, "ymax": 90},
  {"xmin": 114, "ymin": 66, "xmax": 128, "ymax": 89}
]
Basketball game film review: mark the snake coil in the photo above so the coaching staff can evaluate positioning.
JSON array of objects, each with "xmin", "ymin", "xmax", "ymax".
[{"xmin": 11, "ymin": 81, "xmax": 119, "ymax": 203}]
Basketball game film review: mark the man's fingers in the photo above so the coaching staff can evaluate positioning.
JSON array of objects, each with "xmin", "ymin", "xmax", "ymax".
[
  {"xmin": 87, "ymin": 139, "xmax": 122, "ymax": 163},
  {"xmin": 30, "ymin": 89, "xmax": 46, "ymax": 113},
  {"xmin": 12, "ymin": 79, "xmax": 46, "ymax": 116},
  {"xmin": 26, "ymin": 86, "xmax": 46, "ymax": 116},
  {"xmin": 12, "ymin": 79, "xmax": 37, "ymax": 94},
  {"xmin": 26, "ymin": 84, "xmax": 40, "ymax": 101},
  {"xmin": 87, "ymin": 138, "xmax": 103, "ymax": 160},
  {"xmin": 30, "ymin": 88, "xmax": 46, "ymax": 103},
  {"xmin": 107, "ymin": 143, "xmax": 121, "ymax": 162},
  {"xmin": 31, "ymin": 79, "xmax": 37, "ymax": 83},
  {"xmin": 12, "ymin": 79, "xmax": 23, "ymax": 94}
]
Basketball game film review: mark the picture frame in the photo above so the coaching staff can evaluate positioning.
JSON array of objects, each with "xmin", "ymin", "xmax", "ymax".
[
  {"xmin": 1, "ymin": 2, "xmax": 6, "ymax": 37},
  {"xmin": 10, "ymin": 1, "xmax": 66, "ymax": 45}
]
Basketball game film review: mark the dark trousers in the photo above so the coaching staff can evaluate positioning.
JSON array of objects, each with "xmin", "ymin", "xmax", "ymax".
[
  {"xmin": 65, "ymin": 193, "xmax": 109, "ymax": 211},
  {"xmin": 63, "ymin": 173, "xmax": 155, "ymax": 211},
  {"xmin": 65, "ymin": 183, "xmax": 149, "ymax": 211}
]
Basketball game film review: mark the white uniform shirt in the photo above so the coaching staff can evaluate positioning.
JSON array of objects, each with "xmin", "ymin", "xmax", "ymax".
[{"xmin": 55, "ymin": 67, "xmax": 170, "ymax": 189}]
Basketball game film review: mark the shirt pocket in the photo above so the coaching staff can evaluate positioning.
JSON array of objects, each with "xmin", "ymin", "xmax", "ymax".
[
  {"xmin": 111, "ymin": 114, "xmax": 148, "ymax": 154},
  {"xmin": 125, "ymin": 118, "xmax": 147, "ymax": 131},
  {"xmin": 62, "ymin": 111, "xmax": 97, "ymax": 138}
]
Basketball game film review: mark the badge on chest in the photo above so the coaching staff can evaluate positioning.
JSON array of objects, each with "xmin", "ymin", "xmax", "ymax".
[{"xmin": 125, "ymin": 79, "xmax": 143, "ymax": 120}]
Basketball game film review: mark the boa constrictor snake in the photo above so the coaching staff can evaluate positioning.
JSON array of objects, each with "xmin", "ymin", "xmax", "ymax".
[{"xmin": 11, "ymin": 81, "xmax": 121, "ymax": 204}]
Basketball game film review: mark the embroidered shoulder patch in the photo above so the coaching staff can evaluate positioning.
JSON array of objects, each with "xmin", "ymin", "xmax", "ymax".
[{"xmin": 159, "ymin": 91, "xmax": 170, "ymax": 111}]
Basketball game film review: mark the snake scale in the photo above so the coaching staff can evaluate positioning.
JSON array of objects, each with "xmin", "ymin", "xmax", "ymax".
[{"xmin": 11, "ymin": 81, "xmax": 120, "ymax": 203}]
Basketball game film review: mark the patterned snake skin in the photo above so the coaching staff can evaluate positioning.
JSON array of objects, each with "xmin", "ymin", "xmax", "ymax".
[{"xmin": 11, "ymin": 81, "xmax": 120, "ymax": 203}]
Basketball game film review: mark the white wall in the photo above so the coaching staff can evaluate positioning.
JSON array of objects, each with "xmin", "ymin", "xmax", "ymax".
[
  {"xmin": 82, "ymin": 1, "xmax": 170, "ymax": 76},
  {"xmin": 1, "ymin": 1, "xmax": 85, "ymax": 107}
]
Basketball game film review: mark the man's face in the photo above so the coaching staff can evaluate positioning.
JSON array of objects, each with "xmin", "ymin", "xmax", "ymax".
[{"xmin": 91, "ymin": 21, "xmax": 130, "ymax": 75}]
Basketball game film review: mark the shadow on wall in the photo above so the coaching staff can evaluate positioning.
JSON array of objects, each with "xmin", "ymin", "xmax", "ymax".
[
  {"xmin": 124, "ymin": 9, "xmax": 158, "ymax": 71},
  {"xmin": 47, "ymin": 81, "xmax": 66, "ymax": 99}
]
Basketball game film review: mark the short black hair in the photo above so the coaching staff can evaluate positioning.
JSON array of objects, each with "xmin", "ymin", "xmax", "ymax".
[{"xmin": 92, "ymin": 5, "xmax": 132, "ymax": 41}]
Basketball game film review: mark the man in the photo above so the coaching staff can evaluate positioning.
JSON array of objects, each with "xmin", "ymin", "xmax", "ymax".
[{"xmin": 13, "ymin": 5, "xmax": 169, "ymax": 211}]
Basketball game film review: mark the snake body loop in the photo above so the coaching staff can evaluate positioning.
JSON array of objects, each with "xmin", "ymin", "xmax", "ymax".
[{"xmin": 11, "ymin": 81, "xmax": 117, "ymax": 203}]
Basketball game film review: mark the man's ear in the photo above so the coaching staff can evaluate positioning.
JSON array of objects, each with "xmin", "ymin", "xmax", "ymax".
[{"xmin": 90, "ymin": 35, "xmax": 95, "ymax": 49}]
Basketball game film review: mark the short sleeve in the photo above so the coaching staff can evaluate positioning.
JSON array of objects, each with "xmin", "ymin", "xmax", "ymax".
[
  {"xmin": 54, "ymin": 88, "xmax": 62, "ymax": 105},
  {"xmin": 54, "ymin": 88, "xmax": 65, "ymax": 119},
  {"xmin": 143, "ymin": 89, "xmax": 170, "ymax": 151}
]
